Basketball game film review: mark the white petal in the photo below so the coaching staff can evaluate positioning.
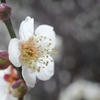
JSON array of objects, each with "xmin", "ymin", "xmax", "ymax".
[
  {"xmin": 8, "ymin": 38, "xmax": 21, "ymax": 67},
  {"xmin": 0, "ymin": 66, "xmax": 11, "ymax": 77},
  {"xmin": 0, "ymin": 94, "xmax": 18, "ymax": 100},
  {"xmin": 7, "ymin": 94, "xmax": 18, "ymax": 100},
  {"xmin": 0, "ymin": 93, "xmax": 8, "ymax": 100},
  {"xmin": 0, "ymin": 68, "xmax": 10, "ymax": 89},
  {"xmin": 19, "ymin": 16, "xmax": 34, "ymax": 41},
  {"xmin": 36, "ymin": 55, "xmax": 54, "ymax": 81},
  {"xmin": 0, "ymin": 78, "xmax": 8, "ymax": 89},
  {"xmin": 35, "ymin": 25, "xmax": 56, "ymax": 48},
  {"xmin": 0, "ymin": 88, "xmax": 18, "ymax": 100},
  {"xmin": 0, "ymin": 70, "xmax": 7, "ymax": 77},
  {"xmin": 22, "ymin": 66, "xmax": 36, "ymax": 87}
]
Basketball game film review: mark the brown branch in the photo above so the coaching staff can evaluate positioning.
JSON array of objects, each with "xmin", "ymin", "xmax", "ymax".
[
  {"xmin": 1, "ymin": 0, "xmax": 6, "ymax": 3},
  {"xmin": 18, "ymin": 96, "xmax": 24, "ymax": 100}
]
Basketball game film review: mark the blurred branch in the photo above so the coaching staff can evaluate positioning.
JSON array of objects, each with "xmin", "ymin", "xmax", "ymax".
[
  {"xmin": 18, "ymin": 97, "xmax": 24, "ymax": 100},
  {"xmin": 1, "ymin": 0, "xmax": 6, "ymax": 3},
  {"xmin": 1, "ymin": 0, "xmax": 23, "ymax": 79},
  {"xmin": 73, "ymin": 0, "xmax": 84, "ymax": 12}
]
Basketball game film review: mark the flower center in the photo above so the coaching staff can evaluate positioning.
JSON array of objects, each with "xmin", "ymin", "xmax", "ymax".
[{"xmin": 20, "ymin": 34, "xmax": 57, "ymax": 71}]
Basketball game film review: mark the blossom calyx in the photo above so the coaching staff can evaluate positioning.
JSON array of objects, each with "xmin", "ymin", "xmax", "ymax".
[
  {"xmin": 0, "ymin": 50, "xmax": 11, "ymax": 69},
  {"xmin": 0, "ymin": 3, "xmax": 12, "ymax": 21},
  {"xmin": 11, "ymin": 79, "xmax": 28, "ymax": 98}
]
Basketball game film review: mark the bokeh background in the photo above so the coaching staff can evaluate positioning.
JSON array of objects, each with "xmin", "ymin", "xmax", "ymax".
[{"xmin": 1, "ymin": 0, "xmax": 100, "ymax": 100}]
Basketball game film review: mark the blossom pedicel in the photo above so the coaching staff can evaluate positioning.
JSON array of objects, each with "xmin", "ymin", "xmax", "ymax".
[{"xmin": 8, "ymin": 16, "xmax": 57, "ymax": 87}]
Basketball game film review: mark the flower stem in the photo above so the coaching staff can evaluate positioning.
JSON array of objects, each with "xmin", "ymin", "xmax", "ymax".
[
  {"xmin": 18, "ymin": 96, "xmax": 24, "ymax": 100},
  {"xmin": 1, "ymin": 0, "xmax": 23, "ymax": 79},
  {"xmin": 4, "ymin": 18, "xmax": 23, "ymax": 79},
  {"xmin": 13, "ymin": 65, "xmax": 23, "ymax": 79},
  {"xmin": 1, "ymin": 0, "xmax": 16, "ymax": 38},
  {"xmin": 3, "ymin": 19, "xmax": 16, "ymax": 38}
]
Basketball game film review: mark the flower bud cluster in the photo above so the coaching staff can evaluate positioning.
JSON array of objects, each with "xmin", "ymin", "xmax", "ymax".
[{"xmin": 11, "ymin": 79, "xmax": 28, "ymax": 98}]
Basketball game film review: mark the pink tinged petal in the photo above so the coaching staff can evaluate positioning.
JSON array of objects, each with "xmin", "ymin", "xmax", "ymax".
[
  {"xmin": 19, "ymin": 16, "xmax": 34, "ymax": 41},
  {"xmin": 8, "ymin": 38, "xmax": 21, "ymax": 67},
  {"xmin": 35, "ymin": 25, "xmax": 56, "ymax": 48},
  {"xmin": 36, "ymin": 56, "xmax": 54, "ymax": 81},
  {"xmin": 22, "ymin": 66, "xmax": 36, "ymax": 87}
]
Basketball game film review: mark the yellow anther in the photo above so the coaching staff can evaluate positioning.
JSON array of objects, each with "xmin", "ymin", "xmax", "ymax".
[
  {"xmin": 51, "ymin": 60, "xmax": 53, "ymax": 62},
  {"xmin": 20, "ymin": 34, "xmax": 57, "ymax": 71},
  {"xmin": 37, "ymin": 67, "xmax": 40, "ymax": 72},
  {"xmin": 44, "ymin": 36, "xmax": 46, "ymax": 39},
  {"xmin": 46, "ymin": 55, "xmax": 48, "ymax": 58},
  {"xmin": 46, "ymin": 61, "xmax": 49, "ymax": 66}
]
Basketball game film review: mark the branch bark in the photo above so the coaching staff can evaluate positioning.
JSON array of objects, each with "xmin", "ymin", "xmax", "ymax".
[
  {"xmin": 18, "ymin": 97, "xmax": 24, "ymax": 100},
  {"xmin": 1, "ymin": 0, "xmax": 6, "ymax": 3}
]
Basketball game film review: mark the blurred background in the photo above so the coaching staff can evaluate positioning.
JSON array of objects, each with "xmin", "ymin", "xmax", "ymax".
[{"xmin": 1, "ymin": 0, "xmax": 100, "ymax": 100}]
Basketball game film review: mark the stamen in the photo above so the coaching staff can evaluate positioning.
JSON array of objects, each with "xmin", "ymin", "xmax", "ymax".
[{"xmin": 20, "ymin": 34, "xmax": 56, "ymax": 72}]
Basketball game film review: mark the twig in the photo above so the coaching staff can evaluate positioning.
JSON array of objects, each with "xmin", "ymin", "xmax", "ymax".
[
  {"xmin": 18, "ymin": 96, "xmax": 24, "ymax": 100},
  {"xmin": 1, "ymin": 0, "xmax": 6, "ymax": 3}
]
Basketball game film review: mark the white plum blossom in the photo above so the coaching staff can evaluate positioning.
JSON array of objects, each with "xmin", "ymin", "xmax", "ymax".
[
  {"xmin": 59, "ymin": 80, "xmax": 100, "ymax": 100},
  {"xmin": 0, "ymin": 66, "xmax": 18, "ymax": 100},
  {"xmin": 8, "ymin": 16, "xmax": 56, "ymax": 87}
]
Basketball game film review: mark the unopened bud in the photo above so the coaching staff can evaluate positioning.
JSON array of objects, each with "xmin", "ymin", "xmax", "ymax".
[
  {"xmin": 0, "ymin": 50, "xmax": 11, "ymax": 69},
  {"xmin": 11, "ymin": 79, "xmax": 28, "ymax": 98},
  {"xmin": 0, "ymin": 3, "xmax": 12, "ymax": 21}
]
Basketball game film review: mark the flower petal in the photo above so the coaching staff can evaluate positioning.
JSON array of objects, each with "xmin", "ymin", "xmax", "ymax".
[
  {"xmin": 0, "ymin": 93, "xmax": 8, "ymax": 100},
  {"xmin": 0, "ymin": 94, "xmax": 18, "ymax": 100},
  {"xmin": 36, "ymin": 55, "xmax": 54, "ymax": 81},
  {"xmin": 0, "ymin": 66, "xmax": 11, "ymax": 78},
  {"xmin": 19, "ymin": 16, "xmax": 34, "ymax": 41},
  {"xmin": 8, "ymin": 38, "xmax": 21, "ymax": 67},
  {"xmin": 35, "ymin": 25, "xmax": 56, "ymax": 48},
  {"xmin": 0, "ymin": 67, "xmax": 11, "ymax": 89},
  {"xmin": 7, "ymin": 94, "xmax": 18, "ymax": 100},
  {"xmin": 22, "ymin": 66, "xmax": 36, "ymax": 87},
  {"xmin": 0, "ymin": 78, "xmax": 8, "ymax": 90}
]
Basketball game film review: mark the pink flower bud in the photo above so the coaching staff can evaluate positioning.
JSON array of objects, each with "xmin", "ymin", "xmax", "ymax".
[
  {"xmin": 0, "ymin": 3, "xmax": 12, "ymax": 21},
  {"xmin": 0, "ymin": 50, "xmax": 11, "ymax": 69},
  {"xmin": 11, "ymin": 79, "xmax": 28, "ymax": 98}
]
